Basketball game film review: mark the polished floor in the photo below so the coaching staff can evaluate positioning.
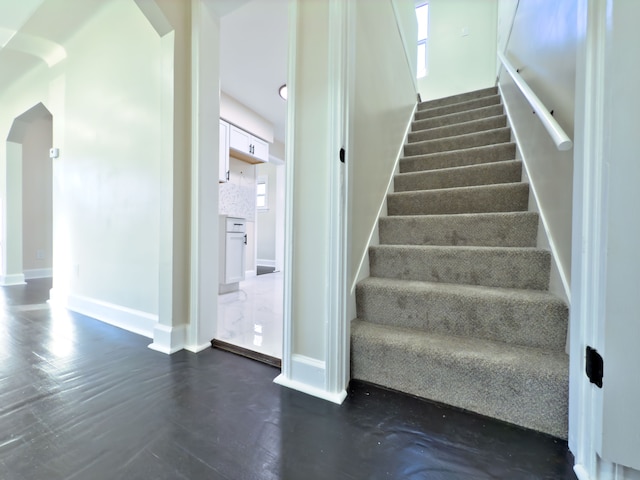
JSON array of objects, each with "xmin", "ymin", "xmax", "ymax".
[
  {"xmin": 217, "ymin": 271, "xmax": 283, "ymax": 360},
  {"xmin": 0, "ymin": 279, "xmax": 576, "ymax": 479}
]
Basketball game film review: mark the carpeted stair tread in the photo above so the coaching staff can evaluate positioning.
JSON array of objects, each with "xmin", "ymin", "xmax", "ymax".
[
  {"xmin": 387, "ymin": 182, "xmax": 529, "ymax": 216},
  {"xmin": 404, "ymin": 127, "xmax": 511, "ymax": 157},
  {"xmin": 408, "ymin": 115, "xmax": 507, "ymax": 143},
  {"xmin": 356, "ymin": 277, "xmax": 567, "ymax": 351},
  {"xmin": 413, "ymin": 104, "xmax": 505, "ymax": 131},
  {"xmin": 394, "ymin": 160, "xmax": 522, "ymax": 192},
  {"xmin": 414, "ymin": 94, "xmax": 501, "ymax": 121},
  {"xmin": 417, "ymin": 86, "xmax": 498, "ymax": 111},
  {"xmin": 350, "ymin": 320, "xmax": 569, "ymax": 438},
  {"xmin": 369, "ymin": 245, "xmax": 550, "ymax": 290},
  {"xmin": 351, "ymin": 87, "xmax": 569, "ymax": 439},
  {"xmin": 378, "ymin": 212, "xmax": 538, "ymax": 247},
  {"xmin": 400, "ymin": 143, "xmax": 516, "ymax": 173}
]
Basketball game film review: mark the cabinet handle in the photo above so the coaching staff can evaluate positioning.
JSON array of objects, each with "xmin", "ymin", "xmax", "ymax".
[
  {"xmin": 244, "ymin": 234, "xmax": 247, "ymax": 245},
  {"xmin": 226, "ymin": 170, "xmax": 230, "ymax": 181}
]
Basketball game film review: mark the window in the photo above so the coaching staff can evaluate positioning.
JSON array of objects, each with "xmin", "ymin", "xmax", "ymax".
[
  {"xmin": 416, "ymin": 3, "xmax": 429, "ymax": 78},
  {"xmin": 256, "ymin": 176, "xmax": 268, "ymax": 210}
]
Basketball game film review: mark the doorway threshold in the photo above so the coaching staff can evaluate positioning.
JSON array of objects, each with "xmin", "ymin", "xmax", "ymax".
[{"xmin": 211, "ymin": 338, "xmax": 281, "ymax": 369}]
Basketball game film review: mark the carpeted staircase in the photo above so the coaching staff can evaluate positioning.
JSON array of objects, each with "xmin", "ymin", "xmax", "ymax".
[{"xmin": 351, "ymin": 86, "xmax": 569, "ymax": 439}]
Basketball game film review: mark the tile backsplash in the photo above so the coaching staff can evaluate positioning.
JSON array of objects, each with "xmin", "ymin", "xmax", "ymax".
[{"xmin": 219, "ymin": 182, "xmax": 256, "ymax": 222}]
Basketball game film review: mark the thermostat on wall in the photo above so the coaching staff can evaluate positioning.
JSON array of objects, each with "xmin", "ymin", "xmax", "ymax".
[{"xmin": 49, "ymin": 147, "xmax": 59, "ymax": 159}]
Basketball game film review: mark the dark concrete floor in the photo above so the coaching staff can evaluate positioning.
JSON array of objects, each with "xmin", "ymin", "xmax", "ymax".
[{"xmin": 0, "ymin": 279, "xmax": 576, "ymax": 479}]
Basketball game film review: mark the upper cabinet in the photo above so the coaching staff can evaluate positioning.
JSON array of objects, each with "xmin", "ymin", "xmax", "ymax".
[
  {"xmin": 229, "ymin": 124, "xmax": 269, "ymax": 164},
  {"xmin": 219, "ymin": 119, "xmax": 230, "ymax": 183}
]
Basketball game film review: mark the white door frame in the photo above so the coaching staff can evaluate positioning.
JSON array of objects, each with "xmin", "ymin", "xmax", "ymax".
[{"xmin": 276, "ymin": 0, "xmax": 350, "ymax": 403}]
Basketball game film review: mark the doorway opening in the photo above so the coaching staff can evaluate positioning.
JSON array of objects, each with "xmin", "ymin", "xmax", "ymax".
[
  {"xmin": 213, "ymin": 0, "xmax": 288, "ymax": 367},
  {"xmin": 2, "ymin": 103, "xmax": 53, "ymax": 287}
]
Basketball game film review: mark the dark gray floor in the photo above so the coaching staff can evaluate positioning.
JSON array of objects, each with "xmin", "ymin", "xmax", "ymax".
[{"xmin": 0, "ymin": 279, "xmax": 576, "ymax": 479}]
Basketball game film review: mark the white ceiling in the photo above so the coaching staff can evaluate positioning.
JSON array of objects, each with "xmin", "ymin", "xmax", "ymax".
[{"xmin": 0, "ymin": 0, "xmax": 288, "ymax": 144}]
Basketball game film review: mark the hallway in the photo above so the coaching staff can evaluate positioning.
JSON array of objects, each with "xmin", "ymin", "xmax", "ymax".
[{"xmin": 0, "ymin": 279, "xmax": 575, "ymax": 479}]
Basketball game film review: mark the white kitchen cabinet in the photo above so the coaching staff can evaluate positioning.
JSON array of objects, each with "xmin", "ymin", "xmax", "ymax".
[
  {"xmin": 219, "ymin": 119, "xmax": 230, "ymax": 183},
  {"xmin": 229, "ymin": 124, "xmax": 269, "ymax": 164},
  {"xmin": 219, "ymin": 216, "xmax": 246, "ymax": 294}
]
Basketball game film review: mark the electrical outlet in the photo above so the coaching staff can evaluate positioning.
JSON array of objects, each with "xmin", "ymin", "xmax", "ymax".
[{"xmin": 36, "ymin": 249, "xmax": 45, "ymax": 260}]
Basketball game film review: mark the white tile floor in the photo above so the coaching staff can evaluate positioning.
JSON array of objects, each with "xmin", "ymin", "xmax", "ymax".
[{"xmin": 216, "ymin": 271, "xmax": 283, "ymax": 359}]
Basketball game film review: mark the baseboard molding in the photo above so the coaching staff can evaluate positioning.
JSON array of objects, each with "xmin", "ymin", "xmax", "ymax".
[
  {"xmin": 498, "ymin": 83, "xmax": 571, "ymax": 305},
  {"xmin": 573, "ymin": 465, "xmax": 590, "ymax": 480},
  {"xmin": 245, "ymin": 269, "xmax": 257, "ymax": 278},
  {"xmin": 66, "ymin": 293, "xmax": 157, "ymax": 339},
  {"xmin": 183, "ymin": 342, "xmax": 212, "ymax": 354},
  {"xmin": 351, "ymin": 102, "xmax": 418, "ymax": 297},
  {"xmin": 24, "ymin": 268, "xmax": 53, "ymax": 280},
  {"xmin": 0, "ymin": 273, "xmax": 26, "ymax": 286},
  {"xmin": 256, "ymin": 259, "xmax": 276, "ymax": 268},
  {"xmin": 274, "ymin": 354, "xmax": 347, "ymax": 405},
  {"xmin": 148, "ymin": 323, "xmax": 187, "ymax": 354}
]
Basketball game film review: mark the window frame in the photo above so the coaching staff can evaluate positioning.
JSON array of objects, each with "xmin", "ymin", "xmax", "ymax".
[{"xmin": 416, "ymin": 2, "xmax": 429, "ymax": 78}]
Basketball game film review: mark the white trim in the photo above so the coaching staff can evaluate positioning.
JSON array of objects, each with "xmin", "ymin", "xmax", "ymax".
[
  {"xmin": 148, "ymin": 323, "xmax": 187, "ymax": 354},
  {"xmin": 274, "ymin": 354, "xmax": 347, "ymax": 404},
  {"xmin": 573, "ymin": 465, "xmax": 591, "ymax": 480},
  {"xmin": 66, "ymin": 293, "xmax": 157, "ymax": 338},
  {"xmin": 279, "ymin": 0, "xmax": 298, "ymax": 384},
  {"xmin": 274, "ymin": 374, "xmax": 347, "ymax": 405},
  {"xmin": 24, "ymin": 268, "xmax": 52, "ymax": 279},
  {"xmin": 324, "ymin": 0, "xmax": 349, "ymax": 399},
  {"xmin": 498, "ymin": 51, "xmax": 573, "ymax": 151},
  {"xmin": 391, "ymin": 0, "xmax": 419, "ymax": 92},
  {"xmin": 499, "ymin": 84, "xmax": 571, "ymax": 304},
  {"xmin": 0, "ymin": 273, "xmax": 26, "ymax": 286},
  {"xmin": 183, "ymin": 342, "xmax": 211, "ymax": 353},
  {"xmin": 351, "ymin": 102, "xmax": 418, "ymax": 295},
  {"xmin": 257, "ymin": 259, "xmax": 276, "ymax": 268},
  {"xmin": 244, "ymin": 269, "xmax": 257, "ymax": 279}
]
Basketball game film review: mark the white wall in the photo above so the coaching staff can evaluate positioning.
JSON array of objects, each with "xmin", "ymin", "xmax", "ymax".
[
  {"xmin": 0, "ymin": 1, "xmax": 164, "ymax": 327},
  {"xmin": 349, "ymin": 0, "xmax": 417, "ymax": 299},
  {"xmin": 256, "ymin": 161, "xmax": 278, "ymax": 266},
  {"xmin": 221, "ymin": 92, "xmax": 274, "ymax": 143},
  {"xmin": 498, "ymin": 0, "xmax": 577, "ymax": 299},
  {"xmin": 417, "ymin": 0, "xmax": 498, "ymax": 101},
  {"xmin": 22, "ymin": 115, "xmax": 52, "ymax": 275}
]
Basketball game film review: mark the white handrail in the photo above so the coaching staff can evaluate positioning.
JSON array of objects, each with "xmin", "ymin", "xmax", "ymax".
[{"xmin": 498, "ymin": 51, "xmax": 573, "ymax": 151}]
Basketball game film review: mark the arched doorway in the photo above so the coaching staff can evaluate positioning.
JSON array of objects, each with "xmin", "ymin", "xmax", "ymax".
[{"xmin": 2, "ymin": 103, "xmax": 53, "ymax": 285}]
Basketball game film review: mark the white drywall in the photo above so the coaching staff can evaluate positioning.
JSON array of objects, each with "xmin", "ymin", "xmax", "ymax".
[
  {"xmin": 498, "ymin": 0, "xmax": 577, "ymax": 298},
  {"xmin": 0, "ymin": 0, "xmax": 164, "ymax": 317},
  {"xmin": 417, "ymin": 0, "xmax": 498, "ymax": 101},
  {"xmin": 349, "ymin": 0, "xmax": 417, "ymax": 297}
]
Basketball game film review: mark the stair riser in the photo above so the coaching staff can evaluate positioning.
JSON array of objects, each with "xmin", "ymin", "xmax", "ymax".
[
  {"xmin": 351, "ymin": 323, "xmax": 568, "ymax": 438},
  {"xmin": 400, "ymin": 143, "xmax": 516, "ymax": 173},
  {"xmin": 408, "ymin": 115, "xmax": 507, "ymax": 143},
  {"xmin": 379, "ymin": 213, "xmax": 539, "ymax": 247},
  {"xmin": 417, "ymin": 86, "xmax": 498, "ymax": 110},
  {"xmin": 356, "ymin": 282, "xmax": 568, "ymax": 350},
  {"xmin": 413, "ymin": 105, "xmax": 504, "ymax": 131},
  {"xmin": 395, "ymin": 161, "xmax": 522, "ymax": 192},
  {"xmin": 404, "ymin": 128, "xmax": 511, "ymax": 157},
  {"xmin": 369, "ymin": 246, "xmax": 551, "ymax": 290},
  {"xmin": 415, "ymin": 95, "xmax": 501, "ymax": 121},
  {"xmin": 387, "ymin": 183, "xmax": 529, "ymax": 216}
]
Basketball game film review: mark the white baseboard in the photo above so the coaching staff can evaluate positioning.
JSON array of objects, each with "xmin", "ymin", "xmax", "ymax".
[
  {"xmin": 274, "ymin": 354, "xmax": 347, "ymax": 405},
  {"xmin": 0, "ymin": 273, "xmax": 26, "ymax": 286},
  {"xmin": 24, "ymin": 268, "xmax": 53, "ymax": 279},
  {"xmin": 148, "ymin": 323, "xmax": 187, "ymax": 354},
  {"xmin": 245, "ymin": 269, "xmax": 257, "ymax": 278},
  {"xmin": 183, "ymin": 342, "xmax": 211, "ymax": 353},
  {"xmin": 66, "ymin": 293, "xmax": 157, "ymax": 338},
  {"xmin": 573, "ymin": 465, "xmax": 591, "ymax": 480},
  {"xmin": 257, "ymin": 259, "xmax": 276, "ymax": 268}
]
